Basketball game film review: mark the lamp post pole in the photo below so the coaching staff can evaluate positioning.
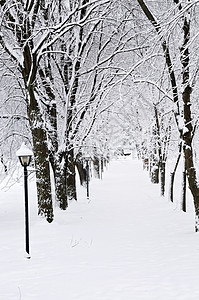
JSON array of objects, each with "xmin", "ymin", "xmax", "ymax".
[
  {"xmin": 16, "ymin": 142, "xmax": 33, "ymax": 259},
  {"xmin": 24, "ymin": 164, "xmax": 30, "ymax": 257},
  {"xmin": 86, "ymin": 159, "xmax": 89, "ymax": 199}
]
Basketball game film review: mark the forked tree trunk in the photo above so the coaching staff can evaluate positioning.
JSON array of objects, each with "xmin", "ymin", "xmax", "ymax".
[
  {"xmin": 28, "ymin": 88, "xmax": 54, "ymax": 222},
  {"xmin": 23, "ymin": 41, "xmax": 54, "ymax": 222}
]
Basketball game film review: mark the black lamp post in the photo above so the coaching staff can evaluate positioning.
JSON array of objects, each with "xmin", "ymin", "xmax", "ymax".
[
  {"xmin": 16, "ymin": 143, "xmax": 33, "ymax": 258},
  {"xmin": 85, "ymin": 157, "xmax": 90, "ymax": 199}
]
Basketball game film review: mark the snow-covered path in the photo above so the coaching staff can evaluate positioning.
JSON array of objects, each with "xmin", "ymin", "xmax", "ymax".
[{"xmin": 1, "ymin": 159, "xmax": 199, "ymax": 299}]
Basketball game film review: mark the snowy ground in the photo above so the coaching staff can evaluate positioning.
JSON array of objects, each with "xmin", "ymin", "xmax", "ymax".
[{"xmin": 1, "ymin": 158, "xmax": 199, "ymax": 300}]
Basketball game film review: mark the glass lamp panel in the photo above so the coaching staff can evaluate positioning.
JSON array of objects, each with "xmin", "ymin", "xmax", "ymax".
[{"xmin": 20, "ymin": 155, "xmax": 31, "ymax": 166}]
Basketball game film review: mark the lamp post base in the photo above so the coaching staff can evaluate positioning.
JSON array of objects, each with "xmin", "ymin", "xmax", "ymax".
[{"xmin": 24, "ymin": 252, "xmax": 31, "ymax": 259}]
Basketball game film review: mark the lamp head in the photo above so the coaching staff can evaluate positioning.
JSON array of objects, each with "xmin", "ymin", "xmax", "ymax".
[{"xmin": 16, "ymin": 143, "xmax": 33, "ymax": 167}]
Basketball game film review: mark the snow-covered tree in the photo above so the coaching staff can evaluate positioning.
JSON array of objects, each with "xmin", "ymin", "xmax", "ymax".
[
  {"xmin": 136, "ymin": 0, "xmax": 199, "ymax": 231},
  {"xmin": 0, "ymin": 0, "xmax": 141, "ymax": 221}
]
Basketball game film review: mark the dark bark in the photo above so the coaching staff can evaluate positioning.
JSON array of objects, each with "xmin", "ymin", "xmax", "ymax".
[
  {"xmin": 182, "ymin": 159, "xmax": 187, "ymax": 212},
  {"xmin": 38, "ymin": 60, "xmax": 68, "ymax": 209},
  {"xmin": 143, "ymin": 158, "xmax": 149, "ymax": 171},
  {"xmin": 67, "ymin": 148, "xmax": 77, "ymax": 201},
  {"xmin": 1, "ymin": 154, "xmax": 7, "ymax": 173},
  {"xmin": 169, "ymin": 172, "xmax": 175, "ymax": 203},
  {"xmin": 150, "ymin": 165, "xmax": 159, "ymax": 184},
  {"xmin": 54, "ymin": 163, "xmax": 68, "ymax": 210},
  {"xmin": 101, "ymin": 157, "xmax": 104, "ymax": 179},
  {"xmin": 150, "ymin": 124, "xmax": 159, "ymax": 184},
  {"xmin": 23, "ymin": 44, "xmax": 54, "ymax": 222},
  {"xmin": 180, "ymin": 14, "xmax": 199, "ymax": 230},
  {"xmin": 195, "ymin": 203, "xmax": 199, "ymax": 233},
  {"xmin": 76, "ymin": 159, "xmax": 87, "ymax": 186},
  {"xmin": 27, "ymin": 87, "xmax": 53, "ymax": 222},
  {"xmin": 154, "ymin": 105, "xmax": 168, "ymax": 193},
  {"xmin": 93, "ymin": 156, "xmax": 100, "ymax": 179},
  {"xmin": 160, "ymin": 161, "xmax": 166, "ymax": 196},
  {"xmin": 169, "ymin": 142, "xmax": 182, "ymax": 203}
]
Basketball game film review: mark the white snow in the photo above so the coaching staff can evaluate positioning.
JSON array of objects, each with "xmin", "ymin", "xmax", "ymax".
[
  {"xmin": 176, "ymin": 115, "xmax": 184, "ymax": 130},
  {"xmin": 16, "ymin": 143, "xmax": 33, "ymax": 157},
  {"xmin": 0, "ymin": 159, "xmax": 199, "ymax": 300}
]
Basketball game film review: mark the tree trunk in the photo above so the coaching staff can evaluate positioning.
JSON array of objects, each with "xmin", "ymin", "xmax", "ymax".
[
  {"xmin": 101, "ymin": 157, "xmax": 104, "ymax": 179},
  {"xmin": 169, "ymin": 172, "xmax": 175, "ymax": 203},
  {"xmin": 76, "ymin": 159, "xmax": 87, "ymax": 186},
  {"xmin": 180, "ymin": 15, "xmax": 199, "ymax": 230},
  {"xmin": 1, "ymin": 154, "xmax": 7, "ymax": 173},
  {"xmin": 182, "ymin": 158, "xmax": 186, "ymax": 212},
  {"xmin": 195, "ymin": 203, "xmax": 199, "ymax": 233},
  {"xmin": 54, "ymin": 160, "xmax": 68, "ymax": 210},
  {"xmin": 143, "ymin": 158, "xmax": 149, "ymax": 170},
  {"xmin": 23, "ymin": 42, "xmax": 54, "ymax": 222},
  {"xmin": 160, "ymin": 161, "xmax": 166, "ymax": 196},
  {"xmin": 150, "ymin": 147, "xmax": 159, "ymax": 184},
  {"xmin": 169, "ymin": 142, "xmax": 182, "ymax": 203},
  {"xmin": 28, "ymin": 89, "xmax": 54, "ymax": 222},
  {"xmin": 38, "ymin": 65, "xmax": 68, "ymax": 210},
  {"xmin": 67, "ymin": 148, "xmax": 77, "ymax": 201},
  {"xmin": 93, "ymin": 157, "xmax": 100, "ymax": 179},
  {"xmin": 151, "ymin": 165, "xmax": 159, "ymax": 184},
  {"xmin": 184, "ymin": 144, "xmax": 199, "ymax": 231}
]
